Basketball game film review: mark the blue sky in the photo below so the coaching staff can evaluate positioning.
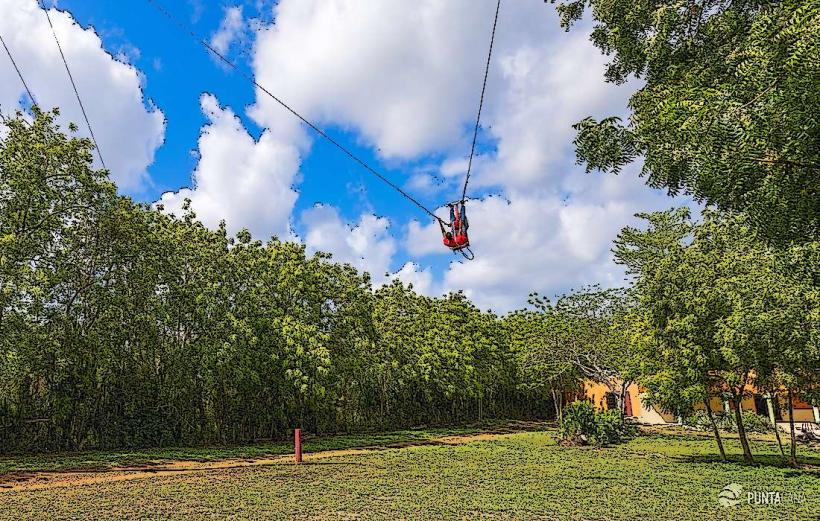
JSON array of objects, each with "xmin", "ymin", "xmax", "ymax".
[
  {"xmin": 1, "ymin": 0, "xmax": 689, "ymax": 311},
  {"xmin": 54, "ymin": 0, "xmax": 464, "ymax": 229}
]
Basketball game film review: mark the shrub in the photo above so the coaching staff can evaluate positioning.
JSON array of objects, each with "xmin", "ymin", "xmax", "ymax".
[
  {"xmin": 734, "ymin": 411, "xmax": 773, "ymax": 433},
  {"xmin": 683, "ymin": 410, "xmax": 772, "ymax": 433},
  {"xmin": 682, "ymin": 411, "xmax": 723, "ymax": 431},
  {"xmin": 559, "ymin": 400, "xmax": 597, "ymax": 445},
  {"xmin": 593, "ymin": 409, "xmax": 636, "ymax": 446},
  {"xmin": 559, "ymin": 400, "xmax": 635, "ymax": 447}
]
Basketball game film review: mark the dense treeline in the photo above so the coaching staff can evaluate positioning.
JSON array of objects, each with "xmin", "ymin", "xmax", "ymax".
[
  {"xmin": 0, "ymin": 111, "xmax": 551, "ymax": 453},
  {"xmin": 4, "ymin": 110, "xmax": 816, "ymax": 464}
]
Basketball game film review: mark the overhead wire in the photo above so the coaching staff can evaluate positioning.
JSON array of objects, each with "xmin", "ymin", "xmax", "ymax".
[
  {"xmin": 143, "ymin": 0, "xmax": 445, "ymax": 224},
  {"xmin": 0, "ymin": 31, "xmax": 37, "ymax": 105},
  {"xmin": 40, "ymin": 2, "xmax": 107, "ymax": 170},
  {"xmin": 461, "ymin": 0, "xmax": 501, "ymax": 203}
]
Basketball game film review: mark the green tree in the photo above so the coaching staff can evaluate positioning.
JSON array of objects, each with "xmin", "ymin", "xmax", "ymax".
[
  {"xmin": 0, "ymin": 109, "xmax": 550, "ymax": 453},
  {"xmin": 505, "ymin": 310, "xmax": 578, "ymax": 422},
  {"xmin": 552, "ymin": 0, "xmax": 820, "ymax": 243},
  {"xmin": 617, "ymin": 208, "xmax": 818, "ymax": 464},
  {"xmin": 530, "ymin": 287, "xmax": 637, "ymax": 419}
]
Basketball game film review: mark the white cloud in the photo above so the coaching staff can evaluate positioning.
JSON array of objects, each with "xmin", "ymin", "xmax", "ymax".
[
  {"xmin": 406, "ymin": 171, "xmax": 683, "ymax": 312},
  {"xmin": 475, "ymin": 33, "xmax": 633, "ymax": 192},
  {"xmin": 301, "ymin": 205, "xmax": 396, "ymax": 285},
  {"xmin": 392, "ymin": 262, "xmax": 434, "ymax": 295},
  {"xmin": 210, "ymin": 6, "xmax": 245, "ymax": 56},
  {"xmin": 250, "ymin": 0, "xmax": 502, "ymax": 158},
  {"xmin": 0, "ymin": 0, "xmax": 165, "ymax": 192},
  {"xmin": 301, "ymin": 206, "xmax": 438, "ymax": 294},
  {"xmin": 217, "ymin": 0, "xmax": 691, "ymax": 311},
  {"xmin": 158, "ymin": 94, "xmax": 300, "ymax": 241}
]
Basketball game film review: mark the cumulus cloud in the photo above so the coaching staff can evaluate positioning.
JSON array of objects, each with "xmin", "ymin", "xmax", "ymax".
[
  {"xmin": 301, "ymin": 205, "xmax": 397, "ymax": 284},
  {"xmin": 250, "ymin": 0, "xmax": 502, "ymax": 158},
  {"xmin": 475, "ymin": 32, "xmax": 633, "ymax": 192},
  {"xmin": 300, "ymin": 206, "xmax": 437, "ymax": 293},
  {"xmin": 210, "ymin": 6, "xmax": 245, "ymax": 56},
  {"xmin": 406, "ymin": 174, "xmax": 679, "ymax": 311},
  {"xmin": 393, "ymin": 262, "xmax": 435, "ymax": 295},
  {"xmin": 221, "ymin": 0, "xmax": 691, "ymax": 311},
  {"xmin": 158, "ymin": 94, "xmax": 300, "ymax": 241},
  {"xmin": 0, "ymin": 0, "xmax": 165, "ymax": 192}
]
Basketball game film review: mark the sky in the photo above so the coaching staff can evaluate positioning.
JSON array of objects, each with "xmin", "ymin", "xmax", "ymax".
[{"xmin": 0, "ymin": 0, "xmax": 691, "ymax": 312}]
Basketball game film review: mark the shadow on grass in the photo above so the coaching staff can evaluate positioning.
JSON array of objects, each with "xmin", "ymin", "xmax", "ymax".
[{"xmin": 298, "ymin": 462, "xmax": 371, "ymax": 467}]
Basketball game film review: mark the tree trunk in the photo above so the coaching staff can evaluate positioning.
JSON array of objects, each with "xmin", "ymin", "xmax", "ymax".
[
  {"xmin": 551, "ymin": 389, "xmax": 562, "ymax": 424},
  {"xmin": 703, "ymin": 398, "xmax": 726, "ymax": 461},
  {"xmin": 731, "ymin": 390, "xmax": 755, "ymax": 465},
  {"xmin": 770, "ymin": 392, "xmax": 786, "ymax": 461},
  {"xmin": 787, "ymin": 389, "xmax": 798, "ymax": 468}
]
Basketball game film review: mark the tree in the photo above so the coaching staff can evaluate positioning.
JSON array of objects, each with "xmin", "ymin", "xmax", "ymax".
[
  {"xmin": 531, "ymin": 287, "xmax": 637, "ymax": 419},
  {"xmin": 616, "ymin": 208, "xmax": 819, "ymax": 464},
  {"xmin": 551, "ymin": 0, "xmax": 820, "ymax": 243},
  {"xmin": 769, "ymin": 242, "xmax": 820, "ymax": 466},
  {"xmin": 505, "ymin": 309, "xmax": 578, "ymax": 422}
]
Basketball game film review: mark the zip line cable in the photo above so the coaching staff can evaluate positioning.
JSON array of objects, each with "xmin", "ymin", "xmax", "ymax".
[
  {"xmin": 461, "ymin": 0, "xmax": 501, "ymax": 203},
  {"xmin": 144, "ymin": 0, "xmax": 444, "ymax": 224},
  {"xmin": 0, "ymin": 32, "xmax": 37, "ymax": 105},
  {"xmin": 40, "ymin": 3, "xmax": 107, "ymax": 171}
]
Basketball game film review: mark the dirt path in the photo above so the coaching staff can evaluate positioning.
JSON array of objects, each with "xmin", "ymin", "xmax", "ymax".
[{"xmin": 0, "ymin": 431, "xmax": 523, "ymax": 492}]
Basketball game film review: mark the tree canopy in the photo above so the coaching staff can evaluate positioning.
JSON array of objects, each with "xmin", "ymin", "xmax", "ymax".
[
  {"xmin": 0, "ymin": 110, "xmax": 562, "ymax": 452},
  {"xmin": 552, "ymin": 0, "xmax": 820, "ymax": 243}
]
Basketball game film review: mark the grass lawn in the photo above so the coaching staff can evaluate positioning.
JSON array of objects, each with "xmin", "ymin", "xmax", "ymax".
[
  {"xmin": 1, "ymin": 426, "xmax": 818, "ymax": 520},
  {"xmin": 0, "ymin": 424, "xmax": 491, "ymax": 475}
]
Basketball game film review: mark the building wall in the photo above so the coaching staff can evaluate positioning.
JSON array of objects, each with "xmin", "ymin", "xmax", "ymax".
[
  {"xmin": 581, "ymin": 380, "xmax": 674, "ymax": 424},
  {"xmin": 581, "ymin": 380, "xmax": 817, "ymax": 425}
]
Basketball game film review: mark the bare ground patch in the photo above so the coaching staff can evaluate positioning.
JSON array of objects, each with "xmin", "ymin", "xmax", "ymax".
[{"xmin": 0, "ymin": 427, "xmax": 536, "ymax": 492}]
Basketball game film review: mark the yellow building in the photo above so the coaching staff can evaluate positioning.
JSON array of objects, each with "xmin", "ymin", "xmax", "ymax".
[{"xmin": 582, "ymin": 380, "xmax": 819, "ymax": 426}]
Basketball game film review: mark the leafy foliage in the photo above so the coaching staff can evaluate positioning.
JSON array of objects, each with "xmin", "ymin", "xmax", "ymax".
[
  {"xmin": 530, "ymin": 286, "xmax": 639, "ymax": 417},
  {"xmin": 683, "ymin": 410, "xmax": 773, "ymax": 434},
  {"xmin": 559, "ymin": 400, "xmax": 635, "ymax": 446},
  {"xmin": 615, "ymin": 207, "xmax": 819, "ymax": 463},
  {"xmin": 0, "ymin": 110, "xmax": 551, "ymax": 452},
  {"xmin": 553, "ymin": 0, "xmax": 820, "ymax": 243},
  {"xmin": 558, "ymin": 400, "xmax": 597, "ymax": 444}
]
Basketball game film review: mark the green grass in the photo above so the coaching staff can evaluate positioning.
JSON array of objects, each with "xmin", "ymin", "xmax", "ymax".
[
  {"xmin": 0, "ymin": 423, "xmax": 494, "ymax": 475},
  {"xmin": 1, "ymin": 427, "xmax": 819, "ymax": 520}
]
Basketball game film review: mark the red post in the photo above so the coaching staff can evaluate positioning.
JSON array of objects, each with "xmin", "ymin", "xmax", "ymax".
[{"xmin": 294, "ymin": 428, "xmax": 302, "ymax": 464}]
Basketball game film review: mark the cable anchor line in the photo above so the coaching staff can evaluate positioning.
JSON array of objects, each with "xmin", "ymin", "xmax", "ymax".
[
  {"xmin": 0, "ymin": 32, "xmax": 36, "ymax": 106},
  {"xmin": 40, "ymin": 2, "xmax": 107, "ymax": 171},
  {"xmin": 460, "ymin": 0, "xmax": 501, "ymax": 203},
  {"xmin": 144, "ymin": 0, "xmax": 445, "ymax": 225}
]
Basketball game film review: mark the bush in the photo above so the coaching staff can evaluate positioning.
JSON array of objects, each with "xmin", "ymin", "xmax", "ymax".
[
  {"xmin": 734, "ymin": 411, "xmax": 773, "ymax": 433},
  {"xmin": 683, "ymin": 410, "xmax": 772, "ymax": 433},
  {"xmin": 593, "ymin": 409, "xmax": 637, "ymax": 446},
  {"xmin": 682, "ymin": 410, "xmax": 726, "ymax": 431},
  {"xmin": 559, "ymin": 400, "xmax": 597, "ymax": 445},
  {"xmin": 559, "ymin": 400, "xmax": 635, "ymax": 447}
]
